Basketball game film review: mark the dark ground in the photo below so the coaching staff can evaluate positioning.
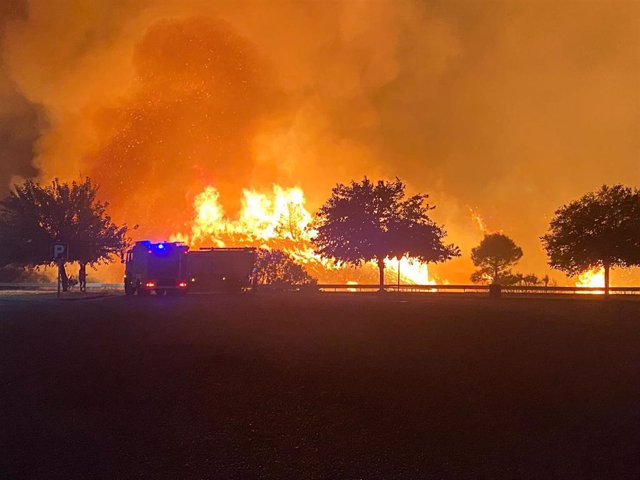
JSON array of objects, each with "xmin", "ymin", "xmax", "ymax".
[{"xmin": 1, "ymin": 293, "xmax": 639, "ymax": 479}]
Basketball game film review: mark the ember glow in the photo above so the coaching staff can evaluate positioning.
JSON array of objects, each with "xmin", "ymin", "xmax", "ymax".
[
  {"xmin": 173, "ymin": 184, "xmax": 437, "ymax": 285},
  {"xmin": 470, "ymin": 209, "xmax": 488, "ymax": 234},
  {"xmin": 575, "ymin": 267, "xmax": 606, "ymax": 293}
]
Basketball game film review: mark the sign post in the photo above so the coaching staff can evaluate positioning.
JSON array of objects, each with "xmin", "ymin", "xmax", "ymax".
[
  {"xmin": 53, "ymin": 243, "xmax": 69, "ymax": 298},
  {"xmin": 56, "ymin": 258, "xmax": 62, "ymax": 298}
]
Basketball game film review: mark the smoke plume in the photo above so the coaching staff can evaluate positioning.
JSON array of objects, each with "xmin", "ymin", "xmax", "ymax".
[{"xmin": 0, "ymin": 0, "xmax": 42, "ymax": 197}]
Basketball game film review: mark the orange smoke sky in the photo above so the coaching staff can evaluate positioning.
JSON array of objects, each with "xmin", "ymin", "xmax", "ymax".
[{"xmin": 0, "ymin": 0, "xmax": 638, "ymax": 283}]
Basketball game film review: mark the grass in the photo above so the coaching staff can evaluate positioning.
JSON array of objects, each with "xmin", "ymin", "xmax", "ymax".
[{"xmin": 1, "ymin": 293, "xmax": 639, "ymax": 479}]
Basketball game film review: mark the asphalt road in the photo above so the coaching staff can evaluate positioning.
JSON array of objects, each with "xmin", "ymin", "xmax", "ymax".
[{"xmin": 1, "ymin": 293, "xmax": 640, "ymax": 479}]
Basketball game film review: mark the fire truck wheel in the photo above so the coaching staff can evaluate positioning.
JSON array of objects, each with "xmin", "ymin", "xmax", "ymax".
[
  {"xmin": 124, "ymin": 282, "xmax": 135, "ymax": 295},
  {"xmin": 155, "ymin": 289, "xmax": 166, "ymax": 296},
  {"xmin": 137, "ymin": 286, "xmax": 150, "ymax": 296}
]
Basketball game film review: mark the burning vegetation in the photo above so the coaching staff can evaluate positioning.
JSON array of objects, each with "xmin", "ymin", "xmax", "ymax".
[{"xmin": 171, "ymin": 182, "xmax": 446, "ymax": 285}]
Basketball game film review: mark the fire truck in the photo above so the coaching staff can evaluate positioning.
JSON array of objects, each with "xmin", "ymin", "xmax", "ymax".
[
  {"xmin": 124, "ymin": 241, "xmax": 189, "ymax": 295},
  {"xmin": 124, "ymin": 242, "xmax": 257, "ymax": 295},
  {"xmin": 186, "ymin": 247, "xmax": 257, "ymax": 292}
]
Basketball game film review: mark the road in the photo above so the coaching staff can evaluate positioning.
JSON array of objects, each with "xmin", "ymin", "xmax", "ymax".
[{"xmin": 1, "ymin": 293, "xmax": 640, "ymax": 479}]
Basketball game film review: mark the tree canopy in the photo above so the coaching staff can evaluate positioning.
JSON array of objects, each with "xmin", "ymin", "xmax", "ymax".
[
  {"xmin": 541, "ymin": 184, "xmax": 640, "ymax": 293},
  {"xmin": 470, "ymin": 233, "xmax": 523, "ymax": 284},
  {"xmin": 0, "ymin": 178, "xmax": 130, "ymax": 288},
  {"xmin": 312, "ymin": 177, "xmax": 459, "ymax": 289},
  {"xmin": 255, "ymin": 249, "xmax": 317, "ymax": 288}
]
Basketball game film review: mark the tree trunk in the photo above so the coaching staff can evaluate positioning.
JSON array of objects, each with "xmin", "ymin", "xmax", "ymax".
[
  {"xmin": 58, "ymin": 262, "xmax": 69, "ymax": 292},
  {"xmin": 79, "ymin": 262, "xmax": 87, "ymax": 292},
  {"xmin": 377, "ymin": 257, "xmax": 385, "ymax": 292},
  {"xmin": 493, "ymin": 264, "xmax": 499, "ymax": 284},
  {"xmin": 604, "ymin": 262, "xmax": 610, "ymax": 297}
]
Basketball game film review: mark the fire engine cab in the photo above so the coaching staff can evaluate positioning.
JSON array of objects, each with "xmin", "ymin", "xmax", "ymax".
[{"xmin": 124, "ymin": 241, "xmax": 189, "ymax": 295}]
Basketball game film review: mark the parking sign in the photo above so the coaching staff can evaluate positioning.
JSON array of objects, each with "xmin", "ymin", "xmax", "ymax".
[{"xmin": 53, "ymin": 243, "xmax": 69, "ymax": 262}]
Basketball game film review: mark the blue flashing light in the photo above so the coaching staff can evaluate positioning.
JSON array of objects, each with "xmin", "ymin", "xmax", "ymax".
[
  {"xmin": 149, "ymin": 241, "xmax": 173, "ymax": 256},
  {"xmin": 137, "ymin": 240, "xmax": 185, "ymax": 255}
]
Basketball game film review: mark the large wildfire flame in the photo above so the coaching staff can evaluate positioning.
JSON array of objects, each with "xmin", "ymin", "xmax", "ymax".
[
  {"xmin": 172, "ymin": 184, "xmax": 436, "ymax": 285},
  {"xmin": 171, "ymin": 185, "xmax": 312, "ymax": 248}
]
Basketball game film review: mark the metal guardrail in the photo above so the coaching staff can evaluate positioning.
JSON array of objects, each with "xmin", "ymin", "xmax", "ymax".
[
  {"xmin": 2, "ymin": 282, "xmax": 640, "ymax": 296},
  {"xmin": 502, "ymin": 285, "xmax": 640, "ymax": 294},
  {"xmin": 0, "ymin": 283, "xmax": 123, "ymax": 291},
  {"xmin": 317, "ymin": 284, "xmax": 640, "ymax": 295},
  {"xmin": 318, "ymin": 284, "xmax": 487, "ymax": 293}
]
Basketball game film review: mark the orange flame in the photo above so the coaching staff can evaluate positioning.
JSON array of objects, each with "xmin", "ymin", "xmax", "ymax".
[
  {"xmin": 575, "ymin": 267, "xmax": 605, "ymax": 294},
  {"xmin": 172, "ymin": 185, "xmax": 311, "ymax": 241},
  {"xmin": 173, "ymin": 184, "xmax": 439, "ymax": 284}
]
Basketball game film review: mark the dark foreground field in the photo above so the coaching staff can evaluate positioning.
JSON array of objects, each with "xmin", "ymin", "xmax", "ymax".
[{"xmin": 1, "ymin": 293, "xmax": 640, "ymax": 479}]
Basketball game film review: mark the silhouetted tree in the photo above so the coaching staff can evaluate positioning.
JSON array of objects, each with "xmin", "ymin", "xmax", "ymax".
[
  {"xmin": 0, "ymin": 178, "xmax": 130, "ymax": 291},
  {"xmin": 0, "ymin": 266, "xmax": 48, "ymax": 283},
  {"xmin": 541, "ymin": 184, "xmax": 640, "ymax": 295},
  {"xmin": 471, "ymin": 233, "xmax": 523, "ymax": 284},
  {"xmin": 313, "ymin": 178, "xmax": 460, "ymax": 290},
  {"xmin": 255, "ymin": 249, "xmax": 316, "ymax": 288}
]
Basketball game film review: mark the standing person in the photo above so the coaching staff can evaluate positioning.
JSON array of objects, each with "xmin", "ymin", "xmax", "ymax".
[{"xmin": 78, "ymin": 263, "xmax": 87, "ymax": 292}]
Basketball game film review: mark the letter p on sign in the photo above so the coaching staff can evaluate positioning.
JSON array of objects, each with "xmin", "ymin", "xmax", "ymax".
[{"xmin": 53, "ymin": 243, "xmax": 69, "ymax": 261}]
